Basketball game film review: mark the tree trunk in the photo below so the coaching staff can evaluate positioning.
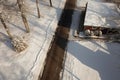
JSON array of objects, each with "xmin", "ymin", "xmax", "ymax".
[
  {"xmin": 17, "ymin": 0, "xmax": 30, "ymax": 33},
  {"xmin": 0, "ymin": 17, "xmax": 13, "ymax": 39},
  {"xmin": 36, "ymin": 0, "xmax": 40, "ymax": 18},
  {"xmin": 49, "ymin": 0, "xmax": 52, "ymax": 7}
]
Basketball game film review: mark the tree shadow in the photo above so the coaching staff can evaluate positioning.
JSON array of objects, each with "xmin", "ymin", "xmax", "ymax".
[
  {"xmin": 64, "ymin": 68, "xmax": 80, "ymax": 80},
  {"xmin": 66, "ymin": 40, "xmax": 120, "ymax": 80},
  {"xmin": 9, "ymin": 22, "xmax": 26, "ymax": 32},
  {"xmin": 0, "ymin": 32, "xmax": 14, "ymax": 50},
  {"xmin": 31, "ymin": 0, "xmax": 50, "ymax": 6},
  {"xmin": 53, "ymin": 7, "xmax": 63, "ymax": 22},
  {"xmin": 0, "ymin": 62, "xmax": 27, "ymax": 80}
]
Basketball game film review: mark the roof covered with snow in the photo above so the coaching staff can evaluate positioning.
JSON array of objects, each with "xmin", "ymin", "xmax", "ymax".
[
  {"xmin": 84, "ymin": 1, "xmax": 120, "ymax": 28},
  {"xmin": 76, "ymin": 0, "xmax": 105, "ymax": 7}
]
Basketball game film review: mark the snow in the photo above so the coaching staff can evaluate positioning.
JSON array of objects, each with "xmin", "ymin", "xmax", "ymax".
[
  {"xmin": 0, "ymin": 0, "xmax": 65, "ymax": 80},
  {"xmin": 63, "ymin": 40, "xmax": 120, "ymax": 80},
  {"xmin": 77, "ymin": 0, "xmax": 105, "ymax": 7},
  {"xmin": 62, "ymin": 0, "xmax": 120, "ymax": 80},
  {"xmin": 84, "ymin": 1, "xmax": 120, "ymax": 28},
  {"xmin": 0, "ymin": 0, "xmax": 120, "ymax": 80}
]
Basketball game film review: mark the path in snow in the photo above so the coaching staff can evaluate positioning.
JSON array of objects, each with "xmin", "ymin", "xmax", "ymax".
[{"xmin": 39, "ymin": 0, "xmax": 77, "ymax": 80}]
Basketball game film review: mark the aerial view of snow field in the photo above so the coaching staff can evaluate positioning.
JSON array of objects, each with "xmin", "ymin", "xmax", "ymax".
[{"xmin": 0, "ymin": 0, "xmax": 120, "ymax": 80}]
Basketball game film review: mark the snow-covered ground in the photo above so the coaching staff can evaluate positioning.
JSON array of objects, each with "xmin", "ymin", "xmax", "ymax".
[
  {"xmin": 84, "ymin": 1, "xmax": 120, "ymax": 28},
  {"xmin": 0, "ymin": 0, "xmax": 120, "ymax": 80},
  {"xmin": 63, "ymin": 0, "xmax": 120, "ymax": 80},
  {"xmin": 77, "ymin": 0, "xmax": 105, "ymax": 7},
  {"xmin": 63, "ymin": 40, "xmax": 120, "ymax": 80},
  {"xmin": 0, "ymin": 0, "xmax": 66, "ymax": 80}
]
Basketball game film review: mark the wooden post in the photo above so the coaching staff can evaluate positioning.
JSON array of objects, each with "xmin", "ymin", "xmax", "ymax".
[
  {"xmin": 17, "ymin": 0, "xmax": 30, "ymax": 33},
  {"xmin": 36, "ymin": 0, "xmax": 40, "ymax": 18},
  {"xmin": 49, "ymin": 0, "xmax": 53, "ymax": 7},
  {"xmin": 0, "ymin": 16, "xmax": 13, "ymax": 39}
]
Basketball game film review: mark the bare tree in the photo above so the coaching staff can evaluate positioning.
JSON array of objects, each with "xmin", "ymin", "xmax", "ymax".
[
  {"xmin": 17, "ymin": 0, "xmax": 30, "ymax": 33},
  {"xmin": 0, "ymin": 0, "xmax": 28, "ymax": 52},
  {"xmin": 36, "ymin": 0, "xmax": 40, "ymax": 18},
  {"xmin": 0, "ymin": 14, "xmax": 12, "ymax": 39},
  {"xmin": 0, "ymin": 13, "xmax": 28, "ymax": 52},
  {"xmin": 49, "ymin": 0, "xmax": 52, "ymax": 7}
]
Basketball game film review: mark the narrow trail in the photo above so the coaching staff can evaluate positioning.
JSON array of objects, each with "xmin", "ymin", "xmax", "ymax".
[{"xmin": 39, "ymin": 0, "xmax": 77, "ymax": 80}]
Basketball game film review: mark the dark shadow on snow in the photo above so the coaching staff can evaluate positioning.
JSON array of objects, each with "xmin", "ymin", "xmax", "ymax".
[{"xmin": 67, "ymin": 40, "xmax": 120, "ymax": 80}]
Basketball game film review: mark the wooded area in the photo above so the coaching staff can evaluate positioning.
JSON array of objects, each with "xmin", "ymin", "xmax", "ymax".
[{"xmin": 0, "ymin": 0, "xmax": 53, "ymax": 52}]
